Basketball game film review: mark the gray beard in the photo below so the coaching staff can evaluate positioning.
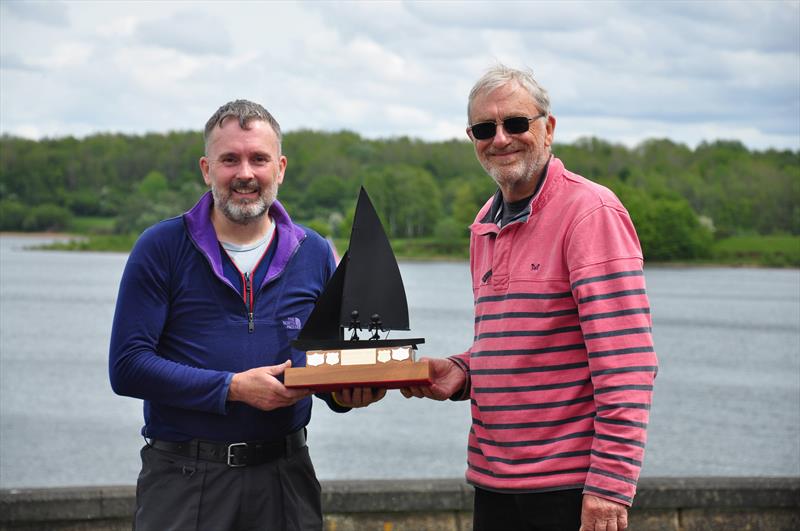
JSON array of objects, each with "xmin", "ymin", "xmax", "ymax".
[
  {"xmin": 485, "ymin": 152, "xmax": 548, "ymax": 191},
  {"xmin": 211, "ymin": 181, "xmax": 277, "ymax": 225},
  {"xmin": 486, "ymin": 158, "xmax": 537, "ymax": 190},
  {"xmin": 488, "ymin": 164, "xmax": 534, "ymax": 189}
]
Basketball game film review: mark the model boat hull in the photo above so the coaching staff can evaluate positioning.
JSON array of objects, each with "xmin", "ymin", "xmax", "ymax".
[{"xmin": 285, "ymin": 359, "xmax": 431, "ymax": 391}]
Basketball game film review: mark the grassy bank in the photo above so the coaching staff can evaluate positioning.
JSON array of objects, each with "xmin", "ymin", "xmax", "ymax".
[
  {"xmin": 22, "ymin": 232, "xmax": 800, "ymax": 268},
  {"xmin": 333, "ymin": 237, "xmax": 470, "ymax": 261},
  {"xmin": 34, "ymin": 234, "xmax": 138, "ymax": 253},
  {"xmin": 710, "ymin": 235, "xmax": 800, "ymax": 267},
  {"xmin": 67, "ymin": 216, "xmax": 117, "ymax": 234}
]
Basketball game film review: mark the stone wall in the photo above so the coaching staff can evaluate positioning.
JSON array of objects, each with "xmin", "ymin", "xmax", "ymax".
[{"xmin": 1, "ymin": 477, "xmax": 798, "ymax": 530}]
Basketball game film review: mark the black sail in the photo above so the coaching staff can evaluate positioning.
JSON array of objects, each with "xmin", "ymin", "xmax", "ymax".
[
  {"xmin": 292, "ymin": 187, "xmax": 423, "ymax": 351},
  {"xmin": 341, "ymin": 187, "xmax": 409, "ymax": 331}
]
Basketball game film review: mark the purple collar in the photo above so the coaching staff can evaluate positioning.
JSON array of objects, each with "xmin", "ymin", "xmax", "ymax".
[{"xmin": 183, "ymin": 191, "xmax": 306, "ymax": 287}]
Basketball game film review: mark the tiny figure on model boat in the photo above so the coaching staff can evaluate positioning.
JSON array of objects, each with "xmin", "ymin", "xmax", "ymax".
[{"xmin": 284, "ymin": 187, "xmax": 430, "ymax": 391}]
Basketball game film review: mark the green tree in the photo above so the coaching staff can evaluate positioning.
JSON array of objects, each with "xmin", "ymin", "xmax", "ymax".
[
  {"xmin": 363, "ymin": 165, "xmax": 442, "ymax": 238},
  {"xmin": 137, "ymin": 170, "xmax": 169, "ymax": 200}
]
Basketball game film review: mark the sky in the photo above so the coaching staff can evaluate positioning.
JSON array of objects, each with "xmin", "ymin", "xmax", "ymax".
[{"xmin": 1, "ymin": 0, "xmax": 798, "ymax": 151}]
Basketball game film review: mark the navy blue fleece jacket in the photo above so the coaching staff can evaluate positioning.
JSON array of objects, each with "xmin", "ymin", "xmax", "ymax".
[{"xmin": 109, "ymin": 191, "xmax": 346, "ymax": 442}]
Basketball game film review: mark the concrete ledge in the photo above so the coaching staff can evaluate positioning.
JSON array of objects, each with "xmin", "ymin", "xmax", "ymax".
[
  {"xmin": 1, "ymin": 477, "xmax": 798, "ymax": 531},
  {"xmin": 321, "ymin": 478, "xmax": 473, "ymax": 513},
  {"xmin": 635, "ymin": 476, "xmax": 800, "ymax": 509}
]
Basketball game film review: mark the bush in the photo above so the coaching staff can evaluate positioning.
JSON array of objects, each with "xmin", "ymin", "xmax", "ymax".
[
  {"xmin": 615, "ymin": 185, "xmax": 713, "ymax": 261},
  {"xmin": 21, "ymin": 203, "xmax": 72, "ymax": 231},
  {"xmin": 0, "ymin": 200, "xmax": 26, "ymax": 231},
  {"xmin": 643, "ymin": 199, "xmax": 714, "ymax": 261}
]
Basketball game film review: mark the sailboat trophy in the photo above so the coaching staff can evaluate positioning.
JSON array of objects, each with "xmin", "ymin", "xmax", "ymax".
[{"xmin": 284, "ymin": 187, "xmax": 430, "ymax": 391}]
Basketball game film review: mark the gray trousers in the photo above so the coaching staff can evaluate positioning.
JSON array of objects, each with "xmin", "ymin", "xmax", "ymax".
[{"xmin": 133, "ymin": 443, "xmax": 323, "ymax": 531}]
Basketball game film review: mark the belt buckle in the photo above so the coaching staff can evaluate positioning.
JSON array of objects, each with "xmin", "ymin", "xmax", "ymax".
[{"xmin": 227, "ymin": 442, "xmax": 248, "ymax": 467}]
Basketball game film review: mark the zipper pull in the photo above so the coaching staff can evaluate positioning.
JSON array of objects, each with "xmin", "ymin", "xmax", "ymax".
[{"xmin": 248, "ymin": 312, "xmax": 255, "ymax": 333}]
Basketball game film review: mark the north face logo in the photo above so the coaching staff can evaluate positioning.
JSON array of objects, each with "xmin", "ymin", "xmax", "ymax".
[{"xmin": 283, "ymin": 317, "xmax": 302, "ymax": 330}]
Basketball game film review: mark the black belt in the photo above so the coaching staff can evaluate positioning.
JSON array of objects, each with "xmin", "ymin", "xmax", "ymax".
[{"xmin": 148, "ymin": 429, "xmax": 306, "ymax": 467}]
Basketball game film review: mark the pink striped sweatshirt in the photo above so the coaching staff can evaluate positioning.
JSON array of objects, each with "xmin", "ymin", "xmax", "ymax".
[{"xmin": 451, "ymin": 156, "xmax": 657, "ymax": 506}]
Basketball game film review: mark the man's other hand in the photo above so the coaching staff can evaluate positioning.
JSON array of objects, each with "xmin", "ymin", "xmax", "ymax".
[
  {"xmin": 579, "ymin": 494, "xmax": 629, "ymax": 531},
  {"xmin": 228, "ymin": 360, "xmax": 311, "ymax": 411}
]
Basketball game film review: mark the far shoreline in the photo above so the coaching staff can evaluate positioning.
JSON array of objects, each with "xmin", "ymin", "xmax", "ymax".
[
  {"xmin": 3, "ymin": 232, "xmax": 797, "ymax": 269},
  {"xmin": 1, "ymin": 231, "xmax": 78, "ymax": 238}
]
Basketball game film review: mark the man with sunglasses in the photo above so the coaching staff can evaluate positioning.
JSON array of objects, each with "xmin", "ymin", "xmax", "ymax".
[{"xmin": 402, "ymin": 65, "xmax": 657, "ymax": 531}]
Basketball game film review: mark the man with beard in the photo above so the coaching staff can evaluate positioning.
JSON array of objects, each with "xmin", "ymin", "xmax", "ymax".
[
  {"xmin": 110, "ymin": 100, "xmax": 384, "ymax": 530},
  {"xmin": 401, "ymin": 65, "xmax": 657, "ymax": 531}
]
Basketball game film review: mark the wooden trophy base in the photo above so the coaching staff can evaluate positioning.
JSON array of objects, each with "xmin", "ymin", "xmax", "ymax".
[{"xmin": 284, "ymin": 360, "xmax": 431, "ymax": 392}]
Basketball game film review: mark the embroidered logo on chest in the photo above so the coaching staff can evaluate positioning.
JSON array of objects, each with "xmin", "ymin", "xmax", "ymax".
[{"xmin": 283, "ymin": 316, "xmax": 302, "ymax": 330}]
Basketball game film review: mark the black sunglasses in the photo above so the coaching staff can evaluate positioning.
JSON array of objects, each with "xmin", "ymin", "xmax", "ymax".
[{"xmin": 469, "ymin": 113, "xmax": 546, "ymax": 140}]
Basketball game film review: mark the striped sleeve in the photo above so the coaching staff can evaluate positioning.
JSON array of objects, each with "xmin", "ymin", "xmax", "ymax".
[{"xmin": 567, "ymin": 206, "xmax": 657, "ymax": 506}]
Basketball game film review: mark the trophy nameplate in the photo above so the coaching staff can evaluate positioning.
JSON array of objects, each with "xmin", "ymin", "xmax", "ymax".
[{"xmin": 284, "ymin": 348, "xmax": 430, "ymax": 391}]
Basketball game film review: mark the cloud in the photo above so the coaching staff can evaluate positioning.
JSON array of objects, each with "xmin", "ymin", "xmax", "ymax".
[
  {"xmin": 132, "ymin": 10, "xmax": 234, "ymax": 55},
  {"xmin": 629, "ymin": 1, "xmax": 799, "ymax": 54},
  {"xmin": 403, "ymin": 0, "xmax": 605, "ymax": 31},
  {"xmin": 41, "ymin": 42, "xmax": 93, "ymax": 69},
  {"xmin": 0, "ymin": 54, "xmax": 43, "ymax": 72},
  {"xmin": 2, "ymin": 0, "xmax": 69, "ymax": 27}
]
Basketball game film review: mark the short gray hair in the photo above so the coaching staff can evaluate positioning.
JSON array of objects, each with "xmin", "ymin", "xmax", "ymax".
[
  {"xmin": 204, "ymin": 99, "xmax": 282, "ymax": 154},
  {"xmin": 467, "ymin": 64, "xmax": 551, "ymax": 123}
]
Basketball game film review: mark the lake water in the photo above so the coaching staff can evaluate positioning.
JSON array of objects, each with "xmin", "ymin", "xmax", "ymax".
[{"xmin": 1, "ymin": 235, "xmax": 798, "ymax": 488}]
